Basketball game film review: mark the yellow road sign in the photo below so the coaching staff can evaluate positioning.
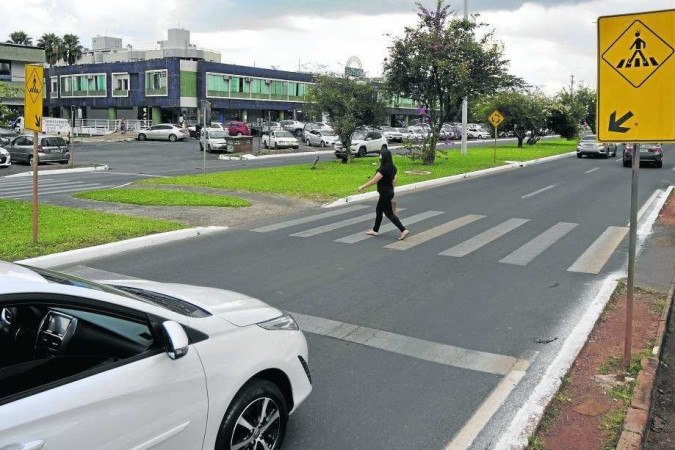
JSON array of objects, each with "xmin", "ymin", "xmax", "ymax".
[
  {"xmin": 488, "ymin": 110, "xmax": 504, "ymax": 128},
  {"xmin": 597, "ymin": 9, "xmax": 675, "ymax": 142},
  {"xmin": 24, "ymin": 64, "xmax": 44, "ymax": 132}
]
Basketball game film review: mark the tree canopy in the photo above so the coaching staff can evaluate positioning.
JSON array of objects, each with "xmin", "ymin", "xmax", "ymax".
[
  {"xmin": 37, "ymin": 33, "xmax": 64, "ymax": 67},
  {"xmin": 6, "ymin": 31, "xmax": 33, "ymax": 46}
]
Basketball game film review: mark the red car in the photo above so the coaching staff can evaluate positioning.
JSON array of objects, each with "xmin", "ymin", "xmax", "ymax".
[{"xmin": 224, "ymin": 121, "xmax": 250, "ymax": 136}]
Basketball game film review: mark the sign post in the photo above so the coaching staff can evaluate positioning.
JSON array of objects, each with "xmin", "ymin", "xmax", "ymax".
[
  {"xmin": 488, "ymin": 110, "xmax": 504, "ymax": 164},
  {"xmin": 24, "ymin": 64, "xmax": 44, "ymax": 244},
  {"xmin": 597, "ymin": 9, "xmax": 675, "ymax": 369}
]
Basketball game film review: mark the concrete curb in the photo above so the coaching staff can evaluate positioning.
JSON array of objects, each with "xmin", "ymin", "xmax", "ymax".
[
  {"xmin": 4, "ymin": 164, "xmax": 109, "ymax": 178},
  {"xmin": 617, "ymin": 276, "xmax": 675, "ymax": 450},
  {"xmin": 17, "ymin": 226, "xmax": 228, "ymax": 269},
  {"xmin": 322, "ymin": 152, "xmax": 576, "ymax": 208}
]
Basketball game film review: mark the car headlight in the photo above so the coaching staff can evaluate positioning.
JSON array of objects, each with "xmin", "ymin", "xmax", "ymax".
[{"xmin": 257, "ymin": 313, "xmax": 299, "ymax": 331}]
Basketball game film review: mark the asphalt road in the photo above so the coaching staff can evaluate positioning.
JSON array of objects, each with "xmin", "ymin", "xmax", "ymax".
[{"xmin": 49, "ymin": 145, "xmax": 673, "ymax": 448}]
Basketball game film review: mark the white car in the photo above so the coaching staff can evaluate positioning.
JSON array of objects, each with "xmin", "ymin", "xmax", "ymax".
[
  {"xmin": 396, "ymin": 127, "xmax": 412, "ymax": 140},
  {"xmin": 407, "ymin": 126, "xmax": 428, "ymax": 140},
  {"xmin": 200, "ymin": 128, "xmax": 231, "ymax": 153},
  {"xmin": 0, "ymin": 147, "xmax": 10, "ymax": 167},
  {"xmin": 137, "ymin": 124, "xmax": 190, "ymax": 142},
  {"xmin": 302, "ymin": 122, "xmax": 332, "ymax": 143},
  {"xmin": 0, "ymin": 261, "xmax": 311, "ymax": 450},
  {"xmin": 263, "ymin": 130, "xmax": 299, "ymax": 149},
  {"xmin": 335, "ymin": 130, "xmax": 388, "ymax": 158},
  {"xmin": 379, "ymin": 126, "xmax": 403, "ymax": 143},
  {"xmin": 467, "ymin": 127, "xmax": 490, "ymax": 139},
  {"xmin": 305, "ymin": 129, "xmax": 339, "ymax": 147},
  {"xmin": 280, "ymin": 120, "xmax": 305, "ymax": 137}
]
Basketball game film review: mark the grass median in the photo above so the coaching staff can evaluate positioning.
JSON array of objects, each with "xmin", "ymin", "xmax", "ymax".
[
  {"xmin": 74, "ymin": 188, "xmax": 251, "ymax": 207},
  {"xmin": 145, "ymin": 138, "xmax": 575, "ymax": 201},
  {"xmin": 0, "ymin": 199, "xmax": 184, "ymax": 261}
]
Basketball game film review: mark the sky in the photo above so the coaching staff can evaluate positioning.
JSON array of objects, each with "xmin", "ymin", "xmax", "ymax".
[{"xmin": 5, "ymin": 0, "xmax": 672, "ymax": 94}]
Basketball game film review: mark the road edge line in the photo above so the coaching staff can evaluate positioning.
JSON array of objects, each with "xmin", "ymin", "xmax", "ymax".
[{"xmin": 3, "ymin": 164, "xmax": 109, "ymax": 178}]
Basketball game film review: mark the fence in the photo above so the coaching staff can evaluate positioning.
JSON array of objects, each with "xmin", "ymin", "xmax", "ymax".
[{"xmin": 72, "ymin": 119, "xmax": 152, "ymax": 136}]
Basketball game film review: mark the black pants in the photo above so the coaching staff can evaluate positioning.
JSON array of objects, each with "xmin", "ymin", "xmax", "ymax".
[{"xmin": 373, "ymin": 191, "xmax": 406, "ymax": 232}]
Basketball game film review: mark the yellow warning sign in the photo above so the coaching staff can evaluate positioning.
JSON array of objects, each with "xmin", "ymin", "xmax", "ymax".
[
  {"xmin": 488, "ymin": 110, "xmax": 504, "ymax": 128},
  {"xmin": 24, "ymin": 64, "xmax": 44, "ymax": 132},
  {"xmin": 598, "ymin": 10, "xmax": 675, "ymax": 142}
]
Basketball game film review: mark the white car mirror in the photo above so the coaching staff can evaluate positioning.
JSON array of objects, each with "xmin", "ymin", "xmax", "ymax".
[{"xmin": 162, "ymin": 321, "xmax": 189, "ymax": 360}]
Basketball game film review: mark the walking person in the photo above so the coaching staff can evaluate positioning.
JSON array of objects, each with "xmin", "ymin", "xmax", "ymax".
[{"xmin": 358, "ymin": 148, "xmax": 410, "ymax": 240}]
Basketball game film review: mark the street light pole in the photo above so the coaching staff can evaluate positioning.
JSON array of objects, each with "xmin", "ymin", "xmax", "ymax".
[{"xmin": 461, "ymin": 0, "xmax": 469, "ymax": 156}]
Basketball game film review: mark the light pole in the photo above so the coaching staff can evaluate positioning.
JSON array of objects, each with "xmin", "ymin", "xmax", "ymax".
[{"xmin": 461, "ymin": 0, "xmax": 469, "ymax": 156}]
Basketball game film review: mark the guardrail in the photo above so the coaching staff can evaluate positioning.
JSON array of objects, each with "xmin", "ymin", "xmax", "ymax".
[{"xmin": 72, "ymin": 119, "xmax": 152, "ymax": 135}]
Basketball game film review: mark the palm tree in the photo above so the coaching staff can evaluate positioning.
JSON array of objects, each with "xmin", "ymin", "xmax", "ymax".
[
  {"xmin": 6, "ymin": 31, "xmax": 33, "ymax": 46},
  {"xmin": 62, "ymin": 34, "xmax": 83, "ymax": 66},
  {"xmin": 37, "ymin": 33, "xmax": 64, "ymax": 67}
]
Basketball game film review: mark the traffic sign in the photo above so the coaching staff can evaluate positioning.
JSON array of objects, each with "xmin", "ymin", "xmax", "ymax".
[
  {"xmin": 24, "ymin": 64, "xmax": 44, "ymax": 132},
  {"xmin": 597, "ymin": 9, "xmax": 675, "ymax": 142},
  {"xmin": 488, "ymin": 110, "xmax": 504, "ymax": 128}
]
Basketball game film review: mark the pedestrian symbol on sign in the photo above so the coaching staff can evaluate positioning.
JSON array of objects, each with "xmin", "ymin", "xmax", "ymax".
[{"xmin": 617, "ymin": 31, "xmax": 659, "ymax": 68}]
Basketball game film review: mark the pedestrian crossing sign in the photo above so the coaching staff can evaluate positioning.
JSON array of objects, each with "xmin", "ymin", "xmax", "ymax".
[
  {"xmin": 597, "ymin": 9, "xmax": 675, "ymax": 142},
  {"xmin": 23, "ymin": 64, "xmax": 44, "ymax": 132}
]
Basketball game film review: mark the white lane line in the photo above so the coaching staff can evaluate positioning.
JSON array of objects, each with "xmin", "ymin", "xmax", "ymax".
[
  {"xmin": 585, "ymin": 167, "xmax": 600, "ymax": 173},
  {"xmin": 292, "ymin": 312, "xmax": 519, "ymax": 376},
  {"xmin": 567, "ymin": 226, "xmax": 629, "ymax": 274},
  {"xmin": 335, "ymin": 210, "xmax": 444, "ymax": 244},
  {"xmin": 385, "ymin": 214, "xmax": 485, "ymax": 251},
  {"xmin": 0, "ymin": 180, "xmax": 93, "ymax": 195},
  {"xmin": 499, "ymin": 222, "xmax": 579, "ymax": 266},
  {"xmin": 521, "ymin": 184, "xmax": 557, "ymax": 199},
  {"xmin": 252, "ymin": 205, "xmax": 369, "ymax": 233},
  {"xmin": 445, "ymin": 357, "xmax": 533, "ymax": 450},
  {"xmin": 9, "ymin": 184, "xmax": 104, "ymax": 198},
  {"xmin": 291, "ymin": 209, "xmax": 406, "ymax": 238},
  {"xmin": 0, "ymin": 178, "xmax": 85, "ymax": 188},
  {"xmin": 440, "ymin": 218, "xmax": 530, "ymax": 257},
  {"xmin": 633, "ymin": 189, "xmax": 662, "ymax": 227}
]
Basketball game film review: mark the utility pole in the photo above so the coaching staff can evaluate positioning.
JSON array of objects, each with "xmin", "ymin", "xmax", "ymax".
[
  {"xmin": 570, "ymin": 74, "xmax": 575, "ymax": 96},
  {"xmin": 460, "ymin": 0, "xmax": 469, "ymax": 156}
]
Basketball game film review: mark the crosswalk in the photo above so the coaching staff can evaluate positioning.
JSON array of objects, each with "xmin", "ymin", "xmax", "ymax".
[
  {"xmin": 252, "ymin": 206, "xmax": 631, "ymax": 275},
  {"xmin": 0, "ymin": 176, "xmax": 107, "ymax": 199}
]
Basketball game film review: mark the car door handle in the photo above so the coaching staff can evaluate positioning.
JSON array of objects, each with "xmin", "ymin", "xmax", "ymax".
[{"xmin": 1, "ymin": 440, "xmax": 46, "ymax": 450}]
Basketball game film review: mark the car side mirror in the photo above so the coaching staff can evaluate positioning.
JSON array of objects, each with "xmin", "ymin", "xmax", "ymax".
[{"xmin": 162, "ymin": 321, "xmax": 189, "ymax": 360}]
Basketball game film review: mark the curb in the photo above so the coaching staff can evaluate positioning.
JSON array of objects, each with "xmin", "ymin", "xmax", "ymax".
[
  {"xmin": 322, "ymin": 152, "xmax": 576, "ymax": 208},
  {"xmin": 17, "ymin": 226, "xmax": 228, "ymax": 269},
  {"xmin": 617, "ymin": 277, "xmax": 675, "ymax": 450},
  {"xmin": 3, "ymin": 164, "xmax": 109, "ymax": 178}
]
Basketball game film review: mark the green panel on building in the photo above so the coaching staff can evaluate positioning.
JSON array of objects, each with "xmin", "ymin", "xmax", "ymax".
[
  {"xmin": 180, "ymin": 71, "xmax": 197, "ymax": 97},
  {"xmin": 0, "ymin": 81, "xmax": 25, "ymax": 99},
  {"xmin": 0, "ymin": 45, "xmax": 45, "ymax": 63}
]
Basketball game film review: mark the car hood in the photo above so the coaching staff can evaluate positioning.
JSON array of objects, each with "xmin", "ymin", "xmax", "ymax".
[{"xmin": 104, "ymin": 279, "xmax": 282, "ymax": 326}]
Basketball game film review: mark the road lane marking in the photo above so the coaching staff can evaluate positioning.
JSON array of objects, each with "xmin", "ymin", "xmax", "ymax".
[
  {"xmin": 0, "ymin": 179, "xmax": 86, "ymax": 188},
  {"xmin": 385, "ymin": 214, "xmax": 485, "ymax": 251},
  {"xmin": 0, "ymin": 180, "xmax": 95, "ymax": 194},
  {"xmin": 521, "ymin": 184, "xmax": 557, "ymax": 199},
  {"xmin": 335, "ymin": 210, "xmax": 444, "ymax": 244},
  {"xmin": 567, "ymin": 226, "xmax": 629, "ymax": 274},
  {"xmin": 291, "ymin": 209, "xmax": 407, "ymax": 238},
  {"xmin": 292, "ymin": 312, "xmax": 519, "ymax": 376},
  {"xmin": 9, "ymin": 184, "xmax": 106, "ymax": 198},
  {"xmin": 499, "ymin": 222, "xmax": 578, "ymax": 266},
  {"xmin": 439, "ymin": 218, "xmax": 530, "ymax": 257},
  {"xmin": 252, "ymin": 205, "xmax": 369, "ymax": 232},
  {"xmin": 585, "ymin": 167, "xmax": 600, "ymax": 173}
]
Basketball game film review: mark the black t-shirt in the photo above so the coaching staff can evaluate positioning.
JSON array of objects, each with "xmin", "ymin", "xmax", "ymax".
[{"xmin": 376, "ymin": 165, "xmax": 397, "ymax": 194}]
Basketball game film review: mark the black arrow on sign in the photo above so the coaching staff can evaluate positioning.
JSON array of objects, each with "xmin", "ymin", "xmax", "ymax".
[
  {"xmin": 608, "ymin": 111, "xmax": 634, "ymax": 133},
  {"xmin": 35, "ymin": 115, "xmax": 41, "ymax": 128}
]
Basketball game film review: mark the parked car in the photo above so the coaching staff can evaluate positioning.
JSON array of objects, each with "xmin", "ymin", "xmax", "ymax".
[
  {"xmin": 576, "ymin": 134, "xmax": 617, "ymax": 158},
  {"xmin": 407, "ymin": 126, "xmax": 428, "ymax": 140},
  {"xmin": 467, "ymin": 126, "xmax": 490, "ymax": 139},
  {"xmin": 441, "ymin": 125, "xmax": 461, "ymax": 140},
  {"xmin": 0, "ymin": 261, "xmax": 311, "ymax": 450},
  {"xmin": 137, "ymin": 124, "xmax": 190, "ymax": 142},
  {"xmin": 334, "ymin": 130, "xmax": 388, "ymax": 158},
  {"xmin": 224, "ymin": 121, "xmax": 251, "ymax": 136},
  {"xmin": 280, "ymin": 120, "xmax": 305, "ymax": 137},
  {"xmin": 200, "ymin": 128, "xmax": 231, "ymax": 153},
  {"xmin": 0, "ymin": 147, "xmax": 10, "ymax": 168},
  {"xmin": 302, "ymin": 122, "xmax": 332, "ymax": 142},
  {"xmin": 305, "ymin": 129, "xmax": 339, "ymax": 147},
  {"xmin": 622, "ymin": 143, "xmax": 663, "ymax": 168},
  {"xmin": 263, "ymin": 130, "xmax": 299, "ymax": 149},
  {"xmin": 379, "ymin": 126, "xmax": 403, "ymax": 143},
  {"xmin": 0, "ymin": 128, "xmax": 18, "ymax": 146},
  {"xmin": 6, "ymin": 134, "xmax": 70, "ymax": 165},
  {"xmin": 263, "ymin": 121, "xmax": 283, "ymax": 134},
  {"xmin": 396, "ymin": 127, "xmax": 412, "ymax": 140}
]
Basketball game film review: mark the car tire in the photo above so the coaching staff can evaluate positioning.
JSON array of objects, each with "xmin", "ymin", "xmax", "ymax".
[
  {"xmin": 138, "ymin": 133, "xmax": 147, "ymax": 141},
  {"xmin": 655, "ymin": 160, "xmax": 663, "ymax": 168},
  {"xmin": 305, "ymin": 139, "xmax": 311, "ymax": 147},
  {"xmin": 623, "ymin": 160, "xmax": 631, "ymax": 167},
  {"xmin": 274, "ymin": 142, "xmax": 278, "ymax": 149},
  {"xmin": 28, "ymin": 155, "xmax": 35, "ymax": 167},
  {"xmin": 263, "ymin": 141, "xmax": 268, "ymax": 149},
  {"xmin": 215, "ymin": 378, "xmax": 288, "ymax": 450},
  {"xmin": 577, "ymin": 153, "xmax": 582, "ymax": 159},
  {"xmin": 357, "ymin": 147, "xmax": 366, "ymax": 157},
  {"xmin": 320, "ymin": 141, "xmax": 326, "ymax": 147},
  {"xmin": 168, "ymin": 134, "xmax": 177, "ymax": 142}
]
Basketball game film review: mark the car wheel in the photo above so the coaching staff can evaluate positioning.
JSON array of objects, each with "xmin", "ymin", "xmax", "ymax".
[
  {"xmin": 305, "ymin": 139, "xmax": 312, "ymax": 147},
  {"xmin": 357, "ymin": 147, "xmax": 366, "ymax": 157},
  {"xmin": 655, "ymin": 160, "xmax": 663, "ymax": 168},
  {"xmin": 168, "ymin": 134, "xmax": 177, "ymax": 142},
  {"xmin": 320, "ymin": 141, "xmax": 326, "ymax": 147},
  {"xmin": 577, "ymin": 153, "xmax": 582, "ymax": 159},
  {"xmin": 215, "ymin": 378, "xmax": 288, "ymax": 450},
  {"xmin": 138, "ymin": 133, "xmax": 147, "ymax": 141},
  {"xmin": 263, "ymin": 140, "xmax": 268, "ymax": 149},
  {"xmin": 293, "ymin": 146, "xmax": 299, "ymax": 150},
  {"xmin": 623, "ymin": 160, "xmax": 631, "ymax": 167},
  {"xmin": 274, "ymin": 142, "xmax": 278, "ymax": 149},
  {"xmin": 28, "ymin": 155, "xmax": 35, "ymax": 167}
]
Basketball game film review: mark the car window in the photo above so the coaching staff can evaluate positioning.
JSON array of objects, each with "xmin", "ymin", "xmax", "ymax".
[
  {"xmin": 276, "ymin": 131, "xmax": 293, "ymax": 137},
  {"xmin": 12, "ymin": 136, "xmax": 30, "ymax": 146},
  {"xmin": 41, "ymin": 137, "xmax": 67, "ymax": 147},
  {"xmin": 208, "ymin": 131, "xmax": 228, "ymax": 138},
  {"xmin": 320, "ymin": 131, "xmax": 336, "ymax": 136}
]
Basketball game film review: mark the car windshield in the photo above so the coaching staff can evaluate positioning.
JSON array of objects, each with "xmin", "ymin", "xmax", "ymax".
[
  {"xmin": 208, "ymin": 131, "xmax": 228, "ymax": 138},
  {"xmin": 320, "ymin": 131, "xmax": 336, "ymax": 136},
  {"xmin": 352, "ymin": 132, "xmax": 366, "ymax": 140},
  {"xmin": 41, "ymin": 137, "xmax": 66, "ymax": 146},
  {"xmin": 638, "ymin": 144, "xmax": 659, "ymax": 150},
  {"xmin": 276, "ymin": 131, "xmax": 293, "ymax": 137}
]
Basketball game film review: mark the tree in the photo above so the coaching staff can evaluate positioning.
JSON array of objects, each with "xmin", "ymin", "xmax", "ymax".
[
  {"xmin": 476, "ymin": 90, "xmax": 550, "ymax": 147},
  {"xmin": 385, "ymin": 0, "xmax": 520, "ymax": 164},
  {"xmin": 6, "ymin": 31, "xmax": 33, "ymax": 46},
  {"xmin": 62, "ymin": 34, "xmax": 83, "ymax": 66},
  {"xmin": 548, "ymin": 85, "xmax": 596, "ymax": 139},
  {"xmin": 305, "ymin": 74, "xmax": 387, "ymax": 163},
  {"xmin": 37, "ymin": 33, "xmax": 64, "ymax": 67},
  {"xmin": 0, "ymin": 83, "xmax": 21, "ymax": 126}
]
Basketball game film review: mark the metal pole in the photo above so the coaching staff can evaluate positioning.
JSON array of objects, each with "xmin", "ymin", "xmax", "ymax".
[
  {"xmin": 203, "ymin": 103, "xmax": 206, "ymax": 175},
  {"xmin": 493, "ymin": 126, "xmax": 497, "ymax": 163},
  {"xmin": 460, "ymin": 0, "xmax": 469, "ymax": 156},
  {"xmin": 69, "ymin": 107, "xmax": 75, "ymax": 167},
  {"xmin": 624, "ymin": 144, "xmax": 639, "ymax": 368},
  {"xmin": 32, "ymin": 130, "xmax": 39, "ymax": 244}
]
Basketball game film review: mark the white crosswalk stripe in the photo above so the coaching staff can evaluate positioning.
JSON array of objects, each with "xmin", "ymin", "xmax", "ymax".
[
  {"xmin": 567, "ymin": 226, "xmax": 629, "ymax": 274},
  {"xmin": 11, "ymin": 184, "xmax": 105, "ymax": 198},
  {"xmin": 335, "ymin": 210, "xmax": 444, "ymax": 244},
  {"xmin": 0, "ymin": 178, "xmax": 105, "ymax": 199},
  {"xmin": 439, "ymin": 218, "xmax": 530, "ymax": 257},
  {"xmin": 499, "ymin": 222, "xmax": 578, "ymax": 266},
  {"xmin": 291, "ymin": 209, "xmax": 407, "ymax": 238},
  {"xmin": 252, "ymin": 205, "xmax": 369, "ymax": 233},
  {"xmin": 385, "ymin": 214, "xmax": 485, "ymax": 251}
]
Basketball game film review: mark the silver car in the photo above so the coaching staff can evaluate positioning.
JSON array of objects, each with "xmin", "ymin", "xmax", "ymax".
[
  {"xmin": 6, "ymin": 134, "xmax": 70, "ymax": 165},
  {"xmin": 576, "ymin": 134, "xmax": 617, "ymax": 158},
  {"xmin": 199, "ymin": 129, "xmax": 231, "ymax": 153},
  {"xmin": 305, "ymin": 129, "xmax": 338, "ymax": 147},
  {"xmin": 0, "ymin": 128, "xmax": 18, "ymax": 146},
  {"xmin": 137, "ymin": 124, "xmax": 190, "ymax": 142}
]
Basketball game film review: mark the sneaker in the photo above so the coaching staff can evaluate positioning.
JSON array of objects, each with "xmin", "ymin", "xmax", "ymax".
[
  {"xmin": 398, "ymin": 230, "xmax": 410, "ymax": 240},
  {"xmin": 366, "ymin": 230, "xmax": 378, "ymax": 236}
]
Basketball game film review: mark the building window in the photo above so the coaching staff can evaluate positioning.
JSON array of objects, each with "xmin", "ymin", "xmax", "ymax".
[
  {"xmin": 289, "ymin": 82, "xmax": 307, "ymax": 101},
  {"xmin": 250, "ymin": 78, "xmax": 270, "ymax": 100},
  {"xmin": 50, "ymin": 77, "xmax": 58, "ymax": 99},
  {"xmin": 145, "ymin": 69, "xmax": 168, "ymax": 96},
  {"xmin": 58, "ymin": 73, "xmax": 106, "ymax": 97},
  {"xmin": 270, "ymin": 80, "xmax": 287, "ymax": 100},
  {"xmin": 229, "ymin": 76, "xmax": 250, "ymax": 98},
  {"xmin": 112, "ymin": 72, "xmax": 130, "ymax": 97},
  {"xmin": 205, "ymin": 72, "xmax": 229, "ymax": 98},
  {"xmin": 0, "ymin": 60, "xmax": 10, "ymax": 81}
]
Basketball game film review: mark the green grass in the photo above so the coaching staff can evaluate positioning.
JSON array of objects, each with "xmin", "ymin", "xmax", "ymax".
[
  {"xmin": 0, "ymin": 199, "xmax": 184, "ymax": 261},
  {"xmin": 600, "ymin": 408, "xmax": 628, "ymax": 450},
  {"xmin": 74, "ymin": 188, "xmax": 251, "ymax": 207},
  {"xmin": 145, "ymin": 139, "xmax": 575, "ymax": 201}
]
